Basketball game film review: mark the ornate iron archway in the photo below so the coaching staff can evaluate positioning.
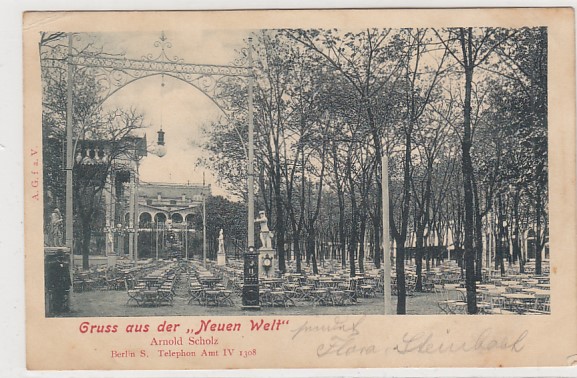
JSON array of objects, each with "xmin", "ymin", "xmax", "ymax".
[
  {"xmin": 43, "ymin": 32, "xmax": 257, "ymax": 306},
  {"xmin": 68, "ymin": 32, "xmax": 251, "ymax": 122}
]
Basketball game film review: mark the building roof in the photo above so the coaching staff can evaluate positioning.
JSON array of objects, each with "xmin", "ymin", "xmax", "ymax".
[{"xmin": 138, "ymin": 182, "xmax": 211, "ymax": 199}]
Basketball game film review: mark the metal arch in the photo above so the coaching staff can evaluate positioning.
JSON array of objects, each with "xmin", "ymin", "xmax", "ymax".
[
  {"xmin": 42, "ymin": 32, "xmax": 251, "ymax": 123},
  {"xmin": 71, "ymin": 55, "xmax": 249, "ymax": 123},
  {"xmin": 71, "ymin": 54, "xmax": 250, "ymax": 77},
  {"xmin": 84, "ymin": 71, "xmax": 246, "ymax": 125}
]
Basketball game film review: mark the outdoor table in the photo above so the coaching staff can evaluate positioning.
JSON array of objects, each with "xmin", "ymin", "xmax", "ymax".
[
  {"xmin": 454, "ymin": 287, "xmax": 468, "ymax": 295},
  {"xmin": 199, "ymin": 277, "xmax": 220, "ymax": 289},
  {"xmin": 507, "ymin": 284, "xmax": 525, "ymax": 292},
  {"xmin": 519, "ymin": 288, "xmax": 548, "ymax": 298},
  {"xmin": 444, "ymin": 283, "xmax": 460, "ymax": 290},
  {"xmin": 530, "ymin": 290, "xmax": 551, "ymax": 313},
  {"xmin": 295, "ymin": 285, "xmax": 313, "ymax": 300},
  {"xmin": 269, "ymin": 290, "xmax": 294, "ymax": 307},
  {"xmin": 327, "ymin": 289, "xmax": 347, "ymax": 306},
  {"xmin": 477, "ymin": 284, "xmax": 496, "ymax": 290},
  {"xmin": 350, "ymin": 276, "xmax": 365, "ymax": 295},
  {"xmin": 437, "ymin": 289, "xmax": 468, "ymax": 314},
  {"xmin": 502, "ymin": 293, "xmax": 536, "ymax": 313},
  {"xmin": 141, "ymin": 276, "xmax": 162, "ymax": 289},
  {"xmin": 203, "ymin": 290, "xmax": 221, "ymax": 306},
  {"xmin": 283, "ymin": 283, "xmax": 298, "ymax": 299},
  {"xmin": 259, "ymin": 288, "xmax": 272, "ymax": 307},
  {"xmin": 481, "ymin": 288, "xmax": 506, "ymax": 297},
  {"xmin": 311, "ymin": 289, "xmax": 330, "ymax": 306},
  {"xmin": 217, "ymin": 290, "xmax": 234, "ymax": 306},
  {"xmin": 262, "ymin": 278, "xmax": 284, "ymax": 289},
  {"xmin": 140, "ymin": 290, "xmax": 159, "ymax": 307},
  {"xmin": 478, "ymin": 289, "xmax": 508, "ymax": 313},
  {"xmin": 502, "ymin": 293, "xmax": 535, "ymax": 300},
  {"xmin": 318, "ymin": 279, "xmax": 341, "ymax": 289}
]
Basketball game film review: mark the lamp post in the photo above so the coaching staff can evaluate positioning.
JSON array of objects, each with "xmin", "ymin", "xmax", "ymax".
[
  {"xmin": 242, "ymin": 36, "xmax": 259, "ymax": 310},
  {"xmin": 203, "ymin": 191, "xmax": 207, "ymax": 266},
  {"xmin": 65, "ymin": 33, "xmax": 75, "ymax": 275},
  {"xmin": 247, "ymin": 36, "xmax": 255, "ymax": 251}
]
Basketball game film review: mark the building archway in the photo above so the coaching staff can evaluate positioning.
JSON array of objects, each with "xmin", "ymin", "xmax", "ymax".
[
  {"xmin": 171, "ymin": 213, "xmax": 183, "ymax": 224},
  {"xmin": 185, "ymin": 214, "xmax": 195, "ymax": 227},
  {"xmin": 154, "ymin": 213, "xmax": 167, "ymax": 224},
  {"xmin": 139, "ymin": 212, "xmax": 152, "ymax": 228}
]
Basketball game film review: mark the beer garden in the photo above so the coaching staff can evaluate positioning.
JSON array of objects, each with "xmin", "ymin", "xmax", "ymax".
[{"xmin": 41, "ymin": 28, "xmax": 550, "ymax": 316}]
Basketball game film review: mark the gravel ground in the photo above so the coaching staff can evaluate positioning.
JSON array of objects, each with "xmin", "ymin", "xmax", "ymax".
[{"xmin": 61, "ymin": 284, "xmax": 441, "ymax": 318}]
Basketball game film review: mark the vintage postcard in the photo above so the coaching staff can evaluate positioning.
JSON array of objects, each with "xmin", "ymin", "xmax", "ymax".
[{"xmin": 23, "ymin": 8, "xmax": 576, "ymax": 370}]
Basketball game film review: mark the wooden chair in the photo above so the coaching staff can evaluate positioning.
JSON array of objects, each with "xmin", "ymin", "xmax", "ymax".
[
  {"xmin": 217, "ymin": 289, "xmax": 235, "ymax": 307},
  {"xmin": 311, "ymin": 289, "xmax": 330, "ymax": 307},
  {"xmin": 158, "ymin": 281, "xmax": 174, "ymax": 306},
  {"xmin": 124, "ymin": 278, "xmax": 142, "ymax": 306},
  {"xmin": 436, "ymin": 288, "xmax": 467, "ymax": 314},
  {"xmin": 203, "ymin": 289, "xmax": 221, "ymax": 307}
]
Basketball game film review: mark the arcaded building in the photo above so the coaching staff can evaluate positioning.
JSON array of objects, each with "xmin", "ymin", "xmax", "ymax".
[{"xmin": 137, "ymin": 182, "xmax": 211, "ymax": 228}]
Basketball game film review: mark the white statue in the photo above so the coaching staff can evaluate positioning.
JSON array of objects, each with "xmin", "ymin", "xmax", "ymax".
[
  {"xmin": 218, "ymin": 228, "xmax": 225, "ymax": 254},
  {"xmin": 255, "ymin": 211, "xmax": 274, "ymax": 249},
  {"xmin": 49, "ymin": 208, "xmax": 63, "ymax": 247},
  {"xmin": 217, "ymin": 228, "xmax": 226, "ymax": 266}
]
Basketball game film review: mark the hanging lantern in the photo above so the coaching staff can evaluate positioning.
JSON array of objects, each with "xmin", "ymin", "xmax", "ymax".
[{"xmin": 156, "ymin": 129, "xmax": 167, "ymax": 157}]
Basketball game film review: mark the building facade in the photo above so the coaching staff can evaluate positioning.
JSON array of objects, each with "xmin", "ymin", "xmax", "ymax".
[{"xmin": 136, "ymin": 182, "xmax": 211, "ymax": 228}]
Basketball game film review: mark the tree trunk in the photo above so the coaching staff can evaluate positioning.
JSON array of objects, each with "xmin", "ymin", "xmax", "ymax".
[
  {"xmin": 358, "ymin": 217, "xmax": 366, "ymax": 274},
  {"xmin": 497, "ymin": 195, "xmax": 506, "ymax": 275},
  {"xmin": 415, "ymin": 227, "xmax": 425, "ymax": 292},
  {"xmin": 472, "ymin": 178, "xmax": 484, "ymax": 281},
  {"xmin": 306, "ymin": 230, "xmax": 319, "ymax": 275},
  {"xmin": 372, "ymin": 217, "xmax": 381, "ymax": 270},
  {"xmin": 81, "ymin": 216, "xmax": 91, "ymax": 270},
  {"xmin": 461, "ymin": 28, "xmax": 477, "ymax": 314},
  {"xmin": 338, "ymin": 192, "xmax": 346, "ymax": 269},
  {"xmin": 366, "ymin": 106, "xmax": 382, "ymax": 269},
  {"xmin": 396, "ymin": 244, "xmax": 406, "ymax": 314},
  {"xmin": 535, "ymin": 185, "xmax": 543, "ymax": 275},
  {"xmin": 274, "ymin": 181, "xmax": 286, "ymax": 274},
  {"xmin": 348, "ymin": 169, "xmax": 358, "ymax": 278},
  {"xmin": 513, "ymin": 189, "xmax": 524, "ymax": 273},
  {"xmin": 294, "ymin": 234, "xmax": 302, "ymax": 273}
]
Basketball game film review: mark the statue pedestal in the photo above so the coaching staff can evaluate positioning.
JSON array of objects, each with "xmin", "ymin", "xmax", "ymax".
[
  {"xmin": 259, "ymin": 248, "xmax": 275, "ymax": 278},
  {"xmin": 217, "ymin": 252, "xmax": 226, "ymax": 266},
  {"xmin": 107, "ymin": 255, "xmax": 117, "ymax": 267}
]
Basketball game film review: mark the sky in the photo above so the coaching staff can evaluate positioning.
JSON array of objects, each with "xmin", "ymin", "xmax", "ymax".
[{"xmin": 93, "ymin": 30, "xmax": 250, "ymax": 197}]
